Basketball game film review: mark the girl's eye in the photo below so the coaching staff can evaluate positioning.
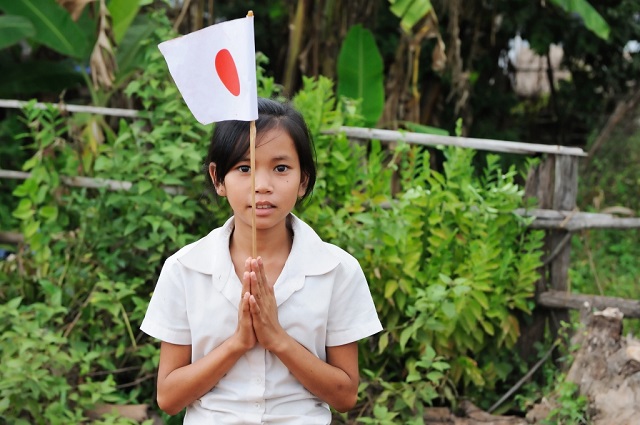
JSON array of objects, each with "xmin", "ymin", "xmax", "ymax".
[
  {"xmin": 275, "ymin": 165, "xmax": 289, "ymax": 172},
  {"xmin": 238, "ymin": 165, "xmax": 251, "ymax": 173}
]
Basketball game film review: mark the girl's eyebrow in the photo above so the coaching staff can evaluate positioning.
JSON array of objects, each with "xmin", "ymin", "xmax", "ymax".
[
  {"xmin": 272, "ymin": 155, "xmax": 294, "ymax": 161},
  {"xmin": 239, "ymin": 154, "xmax": 294, "ymax": 162}
]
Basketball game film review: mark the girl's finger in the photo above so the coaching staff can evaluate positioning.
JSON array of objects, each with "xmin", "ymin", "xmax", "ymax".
[
  {"xmin": 249, "ymin": 294, "xmax": 260, "ymax": 315},
  {"xmin": 256, "ymin": 257, "xmax": 270, "ymax": 288},
  {"xmin": 242, "ymin": 271, "xmax": 251, "ymax": 296},
  {"xmin": 241, "ymin": 291, "xmax": 250, "ymax": 312},
  {"xmin": 243, "ymin": 258, "xmax": 252, "ymax": 289},
  {"xmin": 250, "ymin": 270, "xmax": 261, "ymax": 300}
]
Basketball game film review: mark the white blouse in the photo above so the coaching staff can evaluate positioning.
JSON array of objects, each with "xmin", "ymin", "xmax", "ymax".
[{"xmin": 141, "ymin": 214, "xmax": 382, "ymax": 424}]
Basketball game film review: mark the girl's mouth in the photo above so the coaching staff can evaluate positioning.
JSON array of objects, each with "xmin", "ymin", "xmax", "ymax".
[{"xmin": 255, "ymin": 202, "xmax": 274, "ymax": 209}]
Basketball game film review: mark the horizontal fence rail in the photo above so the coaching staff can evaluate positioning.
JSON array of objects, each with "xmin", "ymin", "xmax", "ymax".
[
  {"xmin": 1, "ymin": 99, "xmax": 587, "ymax": 157},
  {"xmin": 0, "ymin": 99, "xmax": 141, "ymax": 118},
  {"xmin": 516, "ymin": 208, "xmax": 640, "ymax": 230},
  {"xmin": 328, "ymin": 126, "xmax": 588, "ymax": 157},
  {"xmin": 538, "ymin": 290, "xmax": 640, "ymax": 319},
  {"xmin": 0, "ymin": 169, "xmax": 182, "ymax": 195}
]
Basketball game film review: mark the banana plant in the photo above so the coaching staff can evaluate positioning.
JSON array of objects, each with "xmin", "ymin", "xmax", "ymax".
[
  {"xmin": 548, "ymin": 0, "xmax": 610, "ymax": 40},
  {"xmin": 337, "ymin": 24, "xmax": 385, "ymax": 128},
  {"xmin": 0, "ymin": 0, "xmax": 152, "ymax": 97}
]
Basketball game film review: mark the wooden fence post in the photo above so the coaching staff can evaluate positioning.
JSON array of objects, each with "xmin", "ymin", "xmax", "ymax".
[
  {"xmin": 548, "ymin": 155, "xmax": 579, "ymax": 338},
  {"xmin": 518, "ymin": 156, "xmax": 555, "ymax": 359},
  {"xmin": 519, "ymin": 154, "xmax": 579, "ymax": 358}
]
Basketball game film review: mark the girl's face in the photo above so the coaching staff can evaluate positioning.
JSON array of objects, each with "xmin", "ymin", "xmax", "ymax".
[{"xmin": 210, "ymin": 128, "xmax": 307, "ymax": 233}]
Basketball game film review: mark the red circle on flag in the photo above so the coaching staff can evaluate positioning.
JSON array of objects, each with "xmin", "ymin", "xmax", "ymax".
[{"xmin": 215, "ymin": 49, "xmax": 240, "ymax": 97}]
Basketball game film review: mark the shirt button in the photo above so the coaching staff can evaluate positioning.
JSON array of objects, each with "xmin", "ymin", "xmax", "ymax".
[{"xmin": 255, "ymin": 402, "xmax": 261, "ymax": 409}]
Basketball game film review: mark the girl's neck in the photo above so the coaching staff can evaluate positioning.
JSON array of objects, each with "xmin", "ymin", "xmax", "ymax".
[{"xmin": 229, "ymin": 215, "xmax": 294, "ymax": 261}]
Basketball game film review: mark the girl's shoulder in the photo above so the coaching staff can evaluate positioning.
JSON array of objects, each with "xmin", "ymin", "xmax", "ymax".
[
  {"xmin": 163, "ymin": 219, "xmax": 234, "ymax": 274},
  {"xmin": 292, "ymin": 215, "xmax": 362, "ymax": 273}
]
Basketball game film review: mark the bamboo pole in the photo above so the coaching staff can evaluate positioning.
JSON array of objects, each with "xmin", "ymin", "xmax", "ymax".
[
  {"xmin": 331, "ymin": 126, "xmax": 587, "ymax": 157},
  {"xmin": 250, "ymin": 120, "xmax": 257, "ymax": 258},
  {"xmin": 0, "ymin": 169, "xmax": 183, "ymax": 195},
  {"xmin": 0, "ymin": 99, "xmax": 140, "ymax": 118}
]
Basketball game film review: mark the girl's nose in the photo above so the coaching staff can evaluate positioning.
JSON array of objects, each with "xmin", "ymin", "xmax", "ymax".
[{"xmin": 254, "ymin": 169, "xmax": 272, "ymax": 193}]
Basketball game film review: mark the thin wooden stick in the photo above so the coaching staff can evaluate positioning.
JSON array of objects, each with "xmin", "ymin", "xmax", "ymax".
[{"xmin": 250, "ymin": 120, "xmax": 257, "ymax": 258}]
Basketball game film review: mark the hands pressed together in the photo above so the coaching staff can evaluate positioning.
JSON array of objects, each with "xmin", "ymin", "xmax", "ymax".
[{"xmin": 235, "ymin": 257, "xmax": 287, "ymax": 353}]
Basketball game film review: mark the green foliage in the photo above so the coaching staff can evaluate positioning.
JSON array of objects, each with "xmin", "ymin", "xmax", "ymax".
[
  {"xmin": 0, "ymin": 298, "xmax": 126, "ymax": 424},
  {"xmin": 541, "ymin": 379, "xmax": 590, "ymax": 425},
  {"xmin": 337, "ymin": 24, "xmax": 385, "ymax": 127}
]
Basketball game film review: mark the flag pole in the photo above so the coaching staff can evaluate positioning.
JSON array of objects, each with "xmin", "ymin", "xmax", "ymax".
[
  {"xmin": 250, "ymin": 120, "xmax": 257, "ymax": 258},
  {"xmin": 247, "ymin": 10, "xmax": 257, "ymax": 259}
]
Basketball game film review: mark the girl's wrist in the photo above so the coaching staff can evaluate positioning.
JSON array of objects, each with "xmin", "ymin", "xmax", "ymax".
[
  {"xmin": 267, "ymin": 330, "xmax": 293, "ymax": 356},
  {"xmin": 228, "ymin": 332, "xmax": 253, "ymax": 355}
]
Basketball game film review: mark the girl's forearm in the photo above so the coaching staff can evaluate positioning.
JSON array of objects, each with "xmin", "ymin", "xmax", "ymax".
[
  {"xmin": 270, "ymin": 337, "xmax": 359, "ymax": 412},
  {"xmin": 157, "ymin": 337, "xmax": 247, "ymax": 415}
]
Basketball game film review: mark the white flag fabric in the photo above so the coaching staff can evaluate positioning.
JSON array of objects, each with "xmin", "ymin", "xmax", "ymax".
[{"xmin": 158, "ymin": 16, "xmax": 258, "ymax": 124}]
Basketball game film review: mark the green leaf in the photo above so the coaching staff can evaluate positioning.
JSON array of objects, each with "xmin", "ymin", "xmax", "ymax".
[
  {"xmin": 12, "ymin": 178, "xmax": 38, "ymax": 198},
  {"xmin": 548, "ymin": 0, "xmax": 610, "ymax": 40},
  {"xmin": 12, "ymin": 198, "xmax": 34, "ymax": 220},
  {"xmin": 108, "ymin": 0, "xmax": 141, "ymax": 43},
  {"xmin": 39, "ymin": 205, "xmax": 58, "ymax": 221},
  {"xmin": 441, "ymin": 301, "xmax": 456, "ymax": 318},
  {"xmin": 378, "ymin": 332, "xmax": 389, "ymax": 352},
  {"xmin": 399, "ymin": 326, "xmax": 414, "ymax": 351},
  {"xmin": 0, "ymin": 0, "xmax": 91, "ymax": 58},
  {"xmin": 388, "ymin": 0, "xmax": 433, "ymax": 34},
  {"xmin": 0, "ymin": 15, "xmax": 35, "ymax": 49},
  {"xmin": 114, "ymin": 14, "xmax": 156, "ymax": 83},
  {"xmin": 337, "ymin": 24, "xmax": 384, "ymax": 127},
  {"xmin": 23, "ymin": 220, "xmax": 40, "ymax": 238}
]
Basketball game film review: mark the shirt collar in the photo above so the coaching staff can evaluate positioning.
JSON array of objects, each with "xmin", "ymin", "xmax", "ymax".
[{"xmin": 176, "ymin": 214, "xmax": 340, "ymax": 277}]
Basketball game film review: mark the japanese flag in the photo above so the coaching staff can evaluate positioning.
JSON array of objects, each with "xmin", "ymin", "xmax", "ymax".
[{"xmin": 158, "ymin": 16, "xmax": 258, "ymax": 124}]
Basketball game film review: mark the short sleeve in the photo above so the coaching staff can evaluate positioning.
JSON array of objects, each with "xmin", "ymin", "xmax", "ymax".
[
  {"xmin": 140, "ymin": 257, "xmax": 192, "ymax": 345},
  {"xmin": 326, "ymin": 255, "xmax": 382, "ymax": 347}
]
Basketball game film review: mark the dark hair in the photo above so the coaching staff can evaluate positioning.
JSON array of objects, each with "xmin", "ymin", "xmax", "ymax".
[{"xmin": 204, "ymin": 97, "xmax": 316, "ymax": 203}]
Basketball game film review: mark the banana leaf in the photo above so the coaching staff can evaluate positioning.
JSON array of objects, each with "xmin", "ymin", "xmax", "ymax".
[
  {"xmin": 388, "ymin": 0, "xmax": 433, "ymax": 34},
  {"xmin": 549, "ymin": 0, "xmax": 610, "ymax": 40},
  {"xmin": 337, "ymin": 24, "xmax": 384, "ymax": 128},
  {"xmin": 108, "ymin": 0, "xmax": 142, "ymax": 44},
  {"xmin": 0, "ymin": 15, "xmax": 35, "ymax": 50},
  {"xmin": 0, "ymin": 0, "xmax": 91, "ymax": 58}
]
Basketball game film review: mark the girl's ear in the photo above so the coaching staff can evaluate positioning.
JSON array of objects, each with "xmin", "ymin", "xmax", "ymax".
[
  {"xmin": 209, "ymin": 163, "xmax": 226, "ymax": 196},
  {"xmin": 298, "ymin": 174, "xmax": 308, "ymax": 198}
]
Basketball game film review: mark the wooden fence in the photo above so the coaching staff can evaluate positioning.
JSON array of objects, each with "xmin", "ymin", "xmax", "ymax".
[{"xmin": 2, "ymin": 100, "xmax": 640, "ymax": 347}]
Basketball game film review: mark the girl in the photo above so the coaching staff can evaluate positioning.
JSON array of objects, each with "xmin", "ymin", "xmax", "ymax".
[{"xmin": 141, "ymin": 98, "xmax": 382, "ymax": 424}]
